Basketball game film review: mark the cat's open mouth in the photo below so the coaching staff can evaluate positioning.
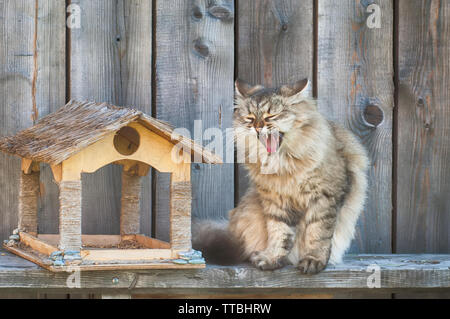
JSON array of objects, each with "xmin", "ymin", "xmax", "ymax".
[{"xmin": 259, "ymin": 131, "xmax": 284, "ymax": 154}]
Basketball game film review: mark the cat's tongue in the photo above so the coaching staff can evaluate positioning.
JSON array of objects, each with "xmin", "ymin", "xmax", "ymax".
[{"xmin": 262, "ymin": 133, "xmax": 279, "ymax": 154}]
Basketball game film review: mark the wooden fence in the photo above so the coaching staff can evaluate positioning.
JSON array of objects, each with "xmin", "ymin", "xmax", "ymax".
[{"xmin": 0, "ymin": 0, "xmax": 448, "ymax": 255}]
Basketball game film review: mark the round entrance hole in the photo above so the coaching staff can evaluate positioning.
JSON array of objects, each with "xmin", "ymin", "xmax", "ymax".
[{"xmin": 113, "ymin": 126, "xmax": 140, "ymax": 156}]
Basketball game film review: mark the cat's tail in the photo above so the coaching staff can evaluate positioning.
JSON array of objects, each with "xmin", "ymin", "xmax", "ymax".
[
  {"xmin": 192, "ymin": 219, "xmax": 245, "ymax": 265},
  {"xmin": 329, "ymin": 126, "xmax": 370, "ymax": 265}
]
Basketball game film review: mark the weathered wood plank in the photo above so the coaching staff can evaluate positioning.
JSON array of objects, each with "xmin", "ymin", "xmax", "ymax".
[
  {"xmin": 36, "ymin": 0, "xmax": 66, "ymax": 234},
  {"xmin": 0, "ymin": 249, "xmax": 40, "ymax": 270},
  {"xmin": 69, "ymin": 0, "xmax": 122, "ymax": 235},
  {"xmin": 116, "ymin": 0, "xmax": 153, "ymax": 236},
  {"xmin": 0, "ymin": 0, "xmax": 36, "ymax": 241},
  {"xmin": 317, "ymin": 0, "xmax": 394, "ymax": 253},
  {"xmin": 154, "ymin": 0, "xmax": 235, "ymax": 241},
  {"xmin": 102, "ymin": 294, "xmax": 131, "ymax": 299},
  {"xmin": 396, "ymin": 0, "xmax": 450, "ymax": 252},
  {"xmin": 132, "ymin": 290, "xmax": 392, "ymax": 299},
  {"xmin": 0, "ymin": 250, "xmax": 449, "ymax": 290},
  {"xmin": 69, "ymin": 0, "xmax": 153, "ymax": 235},
  {"xmin": 236, "ymin": 0, "xmax": 314, "ymax": 200}
]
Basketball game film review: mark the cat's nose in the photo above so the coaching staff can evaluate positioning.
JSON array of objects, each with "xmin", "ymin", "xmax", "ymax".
[
  {"xmin": 254, "ymin": 121, "xmax": 264, "ymax": 130},
  {"xmin": 254, "ymin": 127, "xmax": 261, "ymax": 137},
  {"xmin": 255, "ymin": 127, "xmax": 263, "ymax": 136}
]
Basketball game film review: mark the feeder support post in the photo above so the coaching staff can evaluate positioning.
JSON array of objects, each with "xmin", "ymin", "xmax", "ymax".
[
  {"xmin": 120, "ymin": 168, "xmax": 142, "ymax": 235},
  {"xmin": 170, "ymin": 164, "xmax": 192, "ymax": 250},
  {"xmin": 59, "ymin": 180, "xmax": 82, "ymax": 251},
  {"xmin": 18, "ymin": 159, "xmax": 40, "ymax": 236}
]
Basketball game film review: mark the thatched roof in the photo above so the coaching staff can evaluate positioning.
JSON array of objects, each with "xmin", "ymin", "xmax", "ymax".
[{"xmin": 0, "ymin": 100, "xmax": 222, "ymax": 165}]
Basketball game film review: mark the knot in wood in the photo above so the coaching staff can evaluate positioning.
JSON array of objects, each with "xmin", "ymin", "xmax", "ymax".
[
  {"xmin": 363, "ymin": 104, "xmax": 384, "ymax": 128},
  {"xmin": 207, "ymin": 5, "xmax": 232, "ymax": 20},
  {"xmin": 193, "ymin": 39, "xmax": 210, "ymax": 58},
  {"xmin": 192, "ymin": 6, "xmax": 203, "ymax": 20},
  {"xmin": 417, "ymin": 97, "xmax": 424, "ymax": 107}
]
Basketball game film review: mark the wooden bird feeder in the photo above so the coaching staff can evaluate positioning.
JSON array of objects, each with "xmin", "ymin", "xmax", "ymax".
[{"xmin": 0, "ymin": 101, "xmax": 222, "ymax": 272}]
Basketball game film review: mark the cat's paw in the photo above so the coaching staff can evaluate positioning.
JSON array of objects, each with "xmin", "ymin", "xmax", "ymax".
[
  {"xmin": 250, "ymin": 251, "xmax": 285, "ymax": 270},
  {"xmin": 298, "ymin": 257, "xmax": 327, "ymax": 275}
]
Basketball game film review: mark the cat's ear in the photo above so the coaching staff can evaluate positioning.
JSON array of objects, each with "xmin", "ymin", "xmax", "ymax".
[
  {"xmin": 280, "ymin": 79, "xmax": 310, "ymax": 100},
  {"xmin": 235, "ymin": 79, "xmax": 264, "ymax": 98}
]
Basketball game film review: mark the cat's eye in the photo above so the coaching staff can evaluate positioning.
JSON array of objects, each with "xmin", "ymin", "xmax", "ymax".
[
  {"xmin": 244, "ymin": 115, "xmax": 255, "ymax": 123},
  {"xmin": 264, "ymin": 113, "xmax": 279, "ymax": 121}
]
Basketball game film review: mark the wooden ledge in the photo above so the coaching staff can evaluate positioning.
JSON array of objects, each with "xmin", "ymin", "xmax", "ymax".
[{"xmin": 0, "ymin": 250, "xmax": 449, "ymax": 293}]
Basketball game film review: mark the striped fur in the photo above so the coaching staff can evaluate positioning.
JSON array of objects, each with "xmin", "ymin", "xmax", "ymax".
[{"xmin": 194, "ymin": 79, "xmax": 368, "ymax": 274}]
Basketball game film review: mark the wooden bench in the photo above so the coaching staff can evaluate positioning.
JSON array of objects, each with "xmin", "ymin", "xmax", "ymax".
[{"xmin": 0, "ymin": 249, "xmax": 449, "ymax": 298}]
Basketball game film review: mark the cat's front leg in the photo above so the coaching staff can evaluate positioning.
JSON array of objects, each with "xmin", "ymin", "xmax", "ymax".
[
  {"xmin": 251, "ymin": 213, "xmax": 295, "ymax": 270},
  {"xmin": 297, "ymin": 197, "xmax": 337, "ymax": 274}
]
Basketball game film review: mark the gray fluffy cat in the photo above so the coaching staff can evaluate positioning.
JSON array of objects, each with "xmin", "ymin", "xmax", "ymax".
[{"xmin": 194, "ymin": 79, "xmax": 369, "ymax": 274}]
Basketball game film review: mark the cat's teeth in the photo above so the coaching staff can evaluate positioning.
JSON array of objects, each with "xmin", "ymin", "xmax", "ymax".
[
  {"xmin": 266, "ymin": 133, "xmax": 279, "ymax": 154},
  {"xmin": 260, "ymin": 132, "xmax": 280, "ymax": 154},
  {"xmin": 270, "ymin": 133, "xmax": 278, "ymax": 153}
]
